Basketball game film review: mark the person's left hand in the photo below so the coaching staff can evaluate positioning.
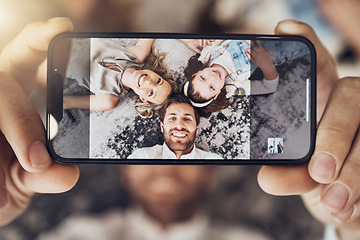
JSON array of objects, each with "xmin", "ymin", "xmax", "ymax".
[{"xmin": 0, "ymin": 18, "xmax": 79, "ymax": 226}]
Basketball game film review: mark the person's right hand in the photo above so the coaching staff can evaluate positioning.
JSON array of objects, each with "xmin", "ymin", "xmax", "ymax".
[
  {"xmin": 179, "ymin": 39, "xmax": 214, "ymax": 53},
  {"xmin": 257, "ymin": 20, "xmax": 360, "ymax": 240},
  {"xmin": 0, "ymin": 18, "xmax": 79, "ymax": 226}
]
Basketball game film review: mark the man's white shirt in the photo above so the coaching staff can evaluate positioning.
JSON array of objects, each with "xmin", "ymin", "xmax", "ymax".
[{"xmin": 128, "ymin": 142, "xmax": 223, "ymax": 160}]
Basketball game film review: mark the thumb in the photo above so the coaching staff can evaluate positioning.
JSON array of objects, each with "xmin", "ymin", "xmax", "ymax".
[
  {"xmin": 0, "ymin": 72, "xmax": 50, "ymax": 172},
  {"xmin": 258, "ymin": 164, "xmax": 318, "ymax": 196},
  {"xmin": 13, "ymin": 161, "xmax": 79, "ymax": 194},
  {"xmin": 0, "ymin": 165, "xmax": 6, "ymax": 208}
]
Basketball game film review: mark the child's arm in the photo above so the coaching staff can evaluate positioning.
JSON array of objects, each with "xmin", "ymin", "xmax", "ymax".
[
  {"xmin": 126, "ymin": 39, "xmax": 155, "ymax": 63},
  {"xmin": 245, "ymin": 42, "xmax": 279, "ymax": 95},
  {"xmin": 247, "ymin": 43, "xmax": 278, "ymax": 81}
]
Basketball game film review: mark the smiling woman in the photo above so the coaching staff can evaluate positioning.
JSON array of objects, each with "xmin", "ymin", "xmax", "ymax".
[
  {"xmin": 62, "ymin": 38, "xmax": 177, "ymax": 118},
  {"xmin": 121, "ymin": 69, "xmax": 172, "ymax": 105}
]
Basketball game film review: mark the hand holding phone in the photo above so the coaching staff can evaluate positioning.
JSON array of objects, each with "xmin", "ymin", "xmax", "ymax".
[
  {"xmin": 0, "ymin": 18, "xmax": 79, "ymax": 226},
  {"xmin": 258, "ymin": 20, "xmax": 360, "ymax": 238}
]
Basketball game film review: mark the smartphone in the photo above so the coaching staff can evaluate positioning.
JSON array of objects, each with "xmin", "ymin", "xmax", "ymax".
[{"xmin": 47, "ymin": 33, "xmax": 316, "ymax": 165}]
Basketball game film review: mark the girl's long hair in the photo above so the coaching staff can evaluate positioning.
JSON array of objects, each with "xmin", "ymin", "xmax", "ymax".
[{"xmin": 134, "ymin": 48, "xmax": 178, "ymax": 118}]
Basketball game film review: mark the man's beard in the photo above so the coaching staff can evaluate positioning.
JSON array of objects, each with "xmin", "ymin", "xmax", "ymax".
[{"xmin": 164, "ymin": 129, "xmax": 196, "ymax": 153}]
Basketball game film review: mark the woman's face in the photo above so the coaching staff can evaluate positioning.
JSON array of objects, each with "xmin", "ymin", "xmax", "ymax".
[
  {"xmin": 131, "ymin": 69, "xmax": 172, "ymax": 105},
  {"xmin": 191, "ymin": 65, "xmax": 226, "ymax": 101}
]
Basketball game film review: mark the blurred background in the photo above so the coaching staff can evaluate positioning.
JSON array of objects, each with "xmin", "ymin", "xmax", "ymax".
[
  {"xmin": 1, "ymin": 0, "xmax": 359, "ymax": 75},
  {"xmin": 0, "ymin": 0, "xmax": 359, "ymax": 239}
]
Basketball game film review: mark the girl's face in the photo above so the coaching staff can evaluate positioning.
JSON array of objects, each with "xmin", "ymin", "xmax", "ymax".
[
  {"xmin": 191, "ymin": 65, "xmax": 227, "ymax": 101},
  {"xmin": 131, "ymin": 69, "xmax": 172, "ymax": 105}
]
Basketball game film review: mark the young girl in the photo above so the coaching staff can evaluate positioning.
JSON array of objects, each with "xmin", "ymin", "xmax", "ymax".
[
  {"xmin": 63, "ymin": 38, "xmax": 178, "ymax": 118},
  {"xmin": 183, "ymin": 39, "xmax": 309, "ymax": 117}
]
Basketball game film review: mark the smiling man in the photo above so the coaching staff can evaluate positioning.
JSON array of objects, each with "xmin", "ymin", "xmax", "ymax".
[{"xmin": 128, "ymin": 93, "xmax": 222, "ymax": 159}]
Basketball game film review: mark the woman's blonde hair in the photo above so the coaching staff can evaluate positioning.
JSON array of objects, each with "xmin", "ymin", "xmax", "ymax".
[{"xmin": 134, "ymin": 48, "xmax": 178, "ymax": 118}]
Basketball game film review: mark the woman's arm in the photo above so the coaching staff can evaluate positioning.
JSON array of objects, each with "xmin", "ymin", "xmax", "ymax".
[
  {"xmin": 126, "ymin": 39, "xmax": 155, "ymax": 63},
  {"xmin": 63, "ymin": 95, "xmax": 120, "ymax": 111}
]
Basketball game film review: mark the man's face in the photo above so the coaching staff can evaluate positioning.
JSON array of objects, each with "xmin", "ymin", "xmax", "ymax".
[
  {"xmin": 160, "ymin": 102, "xmax": 198, "ymax": 156},
  {"xmin": 120, "ymin": 165, "xmax": 216, "ymax": 225}
]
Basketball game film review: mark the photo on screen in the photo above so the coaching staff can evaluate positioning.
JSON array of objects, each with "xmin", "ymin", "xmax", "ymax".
[{"xmin": 48, "ymin": 35, "xmax": 314, "ymax": 162}]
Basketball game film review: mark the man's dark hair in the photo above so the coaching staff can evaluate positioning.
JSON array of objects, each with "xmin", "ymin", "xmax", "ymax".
[{"xmin": 158, "ymin": 93, "xmax": 200, "ymax": 125}]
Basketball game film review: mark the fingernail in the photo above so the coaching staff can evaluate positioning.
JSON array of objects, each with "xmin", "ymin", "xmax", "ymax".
[
  {"xmin": 0, "ymin": 187, "xmax": 7, "ymax": 208},
  {"xmin": 322, "ymin": 183, "xmax": 350, "ymax": 211},
  {"xmin": 333, "ymin": 206, "xmax": 355, "ymax": 223},
  {"xmin": 47, "ymin": 17, "xmax": 69, "ymax": 23},
  {"xmin": 310, "ymin": 153, "xmax": 336, "ymax": 182},
  {"xmin": 29, "ymin": 141, "xmax": 52, "ymax": 169}
]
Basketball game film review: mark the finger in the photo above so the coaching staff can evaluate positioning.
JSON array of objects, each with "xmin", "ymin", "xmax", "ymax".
[
  {"xmin": 320, "ymin": 123, "xmax": 360, "ymax": 223},
  {"xmin": 258, "ymin": 163, "xmax": 318, "ymax": 196},
  {"xmin": 275, "ymin": 19, "xmax": 338, "ymax": 120},
  {"xmin": 203, "ymin": 40, "xmax": 209, "ymax": 47},
  {"xmin": 332, "ymin": 201, "xmax": 360, "ymax": 225},
  {"xmin": 0, "ymin": 161, "xmax": 78, "ymax": 226},
  {"xmin": 246, "ymin": 47, "xmax": 252, "ymax": 58},
  {"xmin": 246, "ymin": 52, "xmax": 251, "ymax": 59},
  {"xmin": 0, "ymin": 165, "xmax": 6, "ymax": 208},
  {"xmin": 0, "ymin": 17, "xmax": 73, "ymax": 93},
  {"xmin": 0, "ymin": 135, "xmax": 16, "ymax": 209},
  {"xmin": 309, "ymin": 77, "xmax": 360, "ymax": 184},
  {"xmin": 201, "ymin": 40, "xmax": 207, "ymax": 49},
  {"xmin": 11, "ymin": 161, "xmax": 79, "ymax": 194},
  {"xmin": 0, "ymin": 72, "xmax": 51, "ymax": 172},
  {"xmin": 192, "ymin": 44, "xmax": 201, "ymax": 54},
  {"xmin": 249, "ymin": 40, "xmax": 254, "ymax": 48},
  {"xmin": 249, "ymin": 46, "xmax": 255, "ymax": 54},
  {"xmin": 275, "ymin": 19, "xmax": 328, "ymax": 70}
]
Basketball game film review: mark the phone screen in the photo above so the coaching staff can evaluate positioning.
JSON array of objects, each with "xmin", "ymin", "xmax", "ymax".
[{"xmin": 47, "ymin": 33, "xmax": 316, "ymax": 164}]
